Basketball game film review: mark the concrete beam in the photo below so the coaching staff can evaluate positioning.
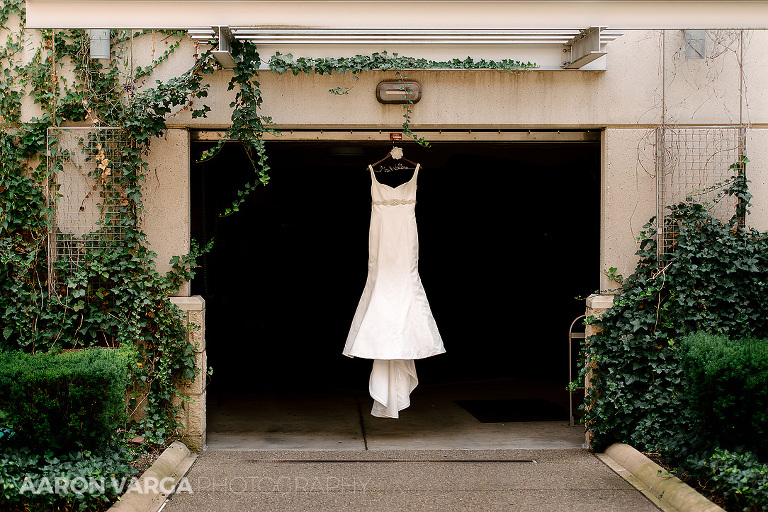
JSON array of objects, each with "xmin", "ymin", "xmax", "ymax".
[{"xmin": 26, "ymin": 1, "xmax": 768, "ymax": 30}]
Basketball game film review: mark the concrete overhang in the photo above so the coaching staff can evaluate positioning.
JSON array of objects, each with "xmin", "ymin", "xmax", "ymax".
[{"xmin": 25, "ymin": 1, "xmax": 768, "ymax": 30}]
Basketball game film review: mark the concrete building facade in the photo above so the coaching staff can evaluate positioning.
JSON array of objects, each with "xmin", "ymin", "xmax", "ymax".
[{"xmin": 23, "ymin": 1, "xmax": 768, "ymax": 450}]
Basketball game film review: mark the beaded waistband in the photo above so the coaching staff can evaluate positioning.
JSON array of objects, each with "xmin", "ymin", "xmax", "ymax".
[{"xmin": 373, "ymin": 198, "xmax": 416, "ymax": 206}]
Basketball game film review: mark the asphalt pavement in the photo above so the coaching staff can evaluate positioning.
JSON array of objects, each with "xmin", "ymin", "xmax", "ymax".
[
  {"xmin": 162, "ymin": 448, "xmax": 663, "ymax": 512},
  {"xmin": 158, "ymin": 381, "xmax": 665, "ymax": 511}
]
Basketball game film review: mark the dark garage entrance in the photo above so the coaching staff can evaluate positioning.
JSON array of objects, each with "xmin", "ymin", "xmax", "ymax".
[{"xmin": 190, "ymin": 137, "xmax": 600, "ymax": 411}]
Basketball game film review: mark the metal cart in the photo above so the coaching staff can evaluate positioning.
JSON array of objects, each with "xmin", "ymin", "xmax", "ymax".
[{"xmin": 568, "ymin": 314, "xmax": 586, "ymax": 427}]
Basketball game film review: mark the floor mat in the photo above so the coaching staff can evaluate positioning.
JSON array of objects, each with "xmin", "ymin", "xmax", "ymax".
[{"xmin": 455, "ymin": 398, "xmax": 569, "ymax": 423}]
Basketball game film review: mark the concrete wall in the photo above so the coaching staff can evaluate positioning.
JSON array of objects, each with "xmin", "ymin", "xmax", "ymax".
[
  {"xmin": 11, "ymin": 8, "xmax": 765, "ymax": 290},
  {"xmin": 140, "ymin": 28, "xmax": 767, "ymax": 293},
  {"xmin": 166, "ymin": 30, "xmax": 666, "ymax": 129}
]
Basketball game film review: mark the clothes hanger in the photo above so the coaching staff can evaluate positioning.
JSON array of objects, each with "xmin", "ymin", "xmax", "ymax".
[{"xmin": 370, "ymin": 146, "xmax": 419, "ymax": 172}]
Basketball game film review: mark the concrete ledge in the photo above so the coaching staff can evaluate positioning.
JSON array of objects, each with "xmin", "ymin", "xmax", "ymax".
[
  {"xmin": 599, "ymin": 443, "xmax": 724, "ymax": 512},
  {"xmin": 108, "ymin": 441, "xmax": 197, "ymax": 512},
  {"xmin": 586, "ymin": 293, "xmax": 615, "ymax": 311},
  {"xmin": 170, "ymin": 296, "xmax": 205, "ymax": 312}
]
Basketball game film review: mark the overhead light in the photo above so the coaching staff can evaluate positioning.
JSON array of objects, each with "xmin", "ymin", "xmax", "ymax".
[
  {"xmin": 212, "ymin": 26, "xmax": 236, "ymax": 69},
  {"xmin": 88, "ymin": 29, "xmax": 110, "ymax": 59},
  {"xmin": 376, "ymin": 80, "xmax": 422, "ymax": 104}
]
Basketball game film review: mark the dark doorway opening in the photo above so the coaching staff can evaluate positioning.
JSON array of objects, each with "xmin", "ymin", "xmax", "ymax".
[{"xmin": 191, "ymin": 139, "xmax": 600, "ymax": 401}]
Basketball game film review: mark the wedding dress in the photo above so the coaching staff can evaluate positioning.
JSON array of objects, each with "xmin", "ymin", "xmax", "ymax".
[{"xmin": 343, "ymin": 164, "xmax": 445, "ymax": 418}]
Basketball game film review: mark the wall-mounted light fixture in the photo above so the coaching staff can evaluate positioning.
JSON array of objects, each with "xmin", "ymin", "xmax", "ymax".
[
  {"xmin": 88, "ymin": 29, "xmax": 110, "ymax": 59},
  {"xmin": 376, "ymin": 80, "xmax": 422, "ymax": 104}
]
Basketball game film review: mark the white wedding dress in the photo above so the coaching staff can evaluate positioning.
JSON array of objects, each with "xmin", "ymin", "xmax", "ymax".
[{"xmin": 343, "ymin": 164, "xmax": 445, "ymax": 418}]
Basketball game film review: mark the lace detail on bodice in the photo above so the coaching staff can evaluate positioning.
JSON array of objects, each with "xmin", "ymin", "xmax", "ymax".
[{"xmin": 373, "ymin": 198, "xmax": 416, "ymax": 206}]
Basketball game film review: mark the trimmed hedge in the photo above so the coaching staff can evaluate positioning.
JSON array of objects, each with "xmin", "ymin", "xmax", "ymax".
[
  {"xmin": 679, "ymin": 332, "xmax": 768, "ymax": 460},
  {"xmin": 0, "ymin": 347, "xmax": 136, "ymax": 453}
]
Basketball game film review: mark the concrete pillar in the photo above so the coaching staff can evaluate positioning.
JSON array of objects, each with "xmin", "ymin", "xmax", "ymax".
[
  {"xmin": 583, "ymin": 293, "xmax": 615, "ymax": 448},
  {"xmin": 747, "ymin": 128, "xmax": 768, "ymax": 231},
  {"xmin": 600, "ymin": 128, "xmax": 657, "ymax": 292},
  {"xmin": 171, "ymin": 295, "xmax": 207, "ymax": 452},
  {"xmin": 142, "ymin": 128, "xmax": 192, "ymax": 297}
]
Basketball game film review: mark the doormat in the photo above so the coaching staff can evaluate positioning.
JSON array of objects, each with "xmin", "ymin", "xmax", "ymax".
[{"xmin": 454, "ymin": 398, "xmax": 569, "ymax": 423}]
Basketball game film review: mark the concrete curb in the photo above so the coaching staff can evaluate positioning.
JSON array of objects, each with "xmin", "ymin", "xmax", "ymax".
[
  {"xmin": 599, "ymin": 443, "xmax": 724, "ymax": 512},
  {"xmin": 108, "ymin": 441, "xmax": 197, "ymax": 512}
]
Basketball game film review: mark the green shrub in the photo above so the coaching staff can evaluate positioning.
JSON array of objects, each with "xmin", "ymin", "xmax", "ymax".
[
  {"xmin": 0, "ymin": 346, "xmax": 136, "ymax": 453},
  {"xmin": 687, "ymin": 449, "xmax": 768, "ymax": 512},
  {"xmin": 582, "ymin": 167, "xmax": 768, "ymax": 453},
  {"xmin": 680, "ymin": 332, "xmax": 768, "ymax": 459},
  {"xmin": 0, "ymin": 444, "xmax": 137, "ymax": 512}
]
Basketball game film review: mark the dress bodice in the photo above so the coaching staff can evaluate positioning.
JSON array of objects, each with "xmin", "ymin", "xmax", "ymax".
[{"xmin": 369, "ymin": 164, "xmax": 419, "ymax": 207}]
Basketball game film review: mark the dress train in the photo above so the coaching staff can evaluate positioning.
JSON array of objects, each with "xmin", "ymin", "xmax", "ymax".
[{"xmin": 369, "ymin": 359, "xmax": 418, "ymax": 418}]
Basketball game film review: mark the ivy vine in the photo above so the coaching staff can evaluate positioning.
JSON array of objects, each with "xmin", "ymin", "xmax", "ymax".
[
  {"xmin": 0, "ymin": 2, "xmax": 215, "ymax": 450},
  {"xmin": 266, "ymin": 50, "xmax": 536, "ymax": 74},
  {"xmin": 269, "ymin": 50, "xmax": 535, "ymax": 149},
  {"xmin": 580, "ymin": 158, "xmax": 768, "ymax": 456},
  {"xmin": 198, "ymin": 40, "xmax": 278, "ymax": 216}
]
